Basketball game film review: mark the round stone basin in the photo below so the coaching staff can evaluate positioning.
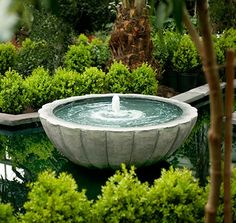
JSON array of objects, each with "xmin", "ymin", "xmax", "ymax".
[{"xmin": 38, "ymin": 94, "xmax": 198, "ymax": 169}]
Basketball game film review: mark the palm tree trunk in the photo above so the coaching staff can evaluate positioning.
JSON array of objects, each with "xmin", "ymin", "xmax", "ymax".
[{"xmin": 109, "ymin": 0, "xmax": 154, "ymax": 70}]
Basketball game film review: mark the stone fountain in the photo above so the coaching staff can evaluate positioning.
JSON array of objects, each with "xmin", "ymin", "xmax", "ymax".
[{"xmin": 38, "ymin": 94, "xmax": 198, "ymax": 169}]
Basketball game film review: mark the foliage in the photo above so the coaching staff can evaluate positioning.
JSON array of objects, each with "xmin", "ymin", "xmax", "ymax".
[
  {"xmin": 209, "ymin": 0, "xmax": 236, "ymax": 33},
  {"xmin": 152, "ymin": 31, "xmax": 182, "ymax": 71},
  {"xmin": 80, "ymin": 67, "xmax": 108, "ymax": 94},
  {"xmin": 172, "ymin": 35, "xmax": 200, "ymax": 73},
  {"xmin": 52, "ymin": 68, "xmax": 83, "ymax": 99},
  {"xmin": 20, "ymin": 171, "xmax": 92, "ymax": 223},
  {"xmin": 29, "ymin": 8, "xmax": 73, "ymax": 71},
  {"xmin": 106, "ymin": 61, "xmax": 132, "ymax": 93},
  {"xmin": 64, "ymin": 44, "xmax": 92, "ymax": 73},
  {"xmin": 0, "ymin": 42, "xmax": 17, "ymax": 75},
  {"xmin": 90, "ymin": 37, "xmax": 111, "ymax": 70},
  {"xmin": 0, "ymin": 203, "xmax": 17, "ymax": 223},
  {"xmin": 56, "ymin": 0, "xmax": 116, "ymax": 32},
  {"xmin": 217, "ymin": 28, "xmax": 236, "ymax": 55},
  {"xmin": 147, "ymin": 167, "xmax": 206, "ymax": 223},
  {"xmin": 92, "ymin": 164, "xmax": 150, "ymax": 222},
  {"xmin": 212, "ymin": 35, "xmax": 225, "ymax": 66},
  {"xmin": 0, "ymin": 70, "xmax": 29, "ymax": 114},
  {"xmin": 15, "ymin": 38, "xmax": 52, "ymax": 77},
  {"xmin": 208, "ymin": 167, "xmax": 236, "ymax": 222},
  {"xmin": 130, "ymin": 63, "xmax": 158, "ymax": 95},
  {"xmin": 24, "ymin": 67, "xmax": 54, "ymax": 109}
]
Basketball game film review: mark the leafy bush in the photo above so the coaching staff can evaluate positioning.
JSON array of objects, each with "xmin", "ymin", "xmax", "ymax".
[
  {"xmin": 57, "ymin": 0, "xmax": 115, "ymax": 32},
  {"xmin": 106, "ymin": 61, "xmax": 132, "ymax": 93},
  {"xmin": 64, "ymin": 44, "xmax": 92, "ymax": 73},
  {"xmin": 0, "ymin": 42, "xmax": 17, "ymax": 75},
  {"xmin": 147, "ymin": 167, "xmax": 206, "ymax": 223},
  {"xmin": 131, "ymin": 63, "xmax": 158, "ymax": 95},
  {"xmin": 218, "ymin": 28, "xmax": 236, "ymax": 55},
  {"xmin": 80, "ymin": 67, "xmax": 108, "ymax": 94},
  {"xmin": 92, "ymin": 164, "xmax": 150, "ymax": 222},
  {"xmin": 210, "ymin": 167, "xmax": 236, "ymax": 222},
  {"xmin": 0, "ymin": 203, "xmax": 17, "ymax": 223},
  {"xmin": 20, "ymin": 171, "xmax": 92, "ymax": 223},
  {"xmin": 15, "ymin": 38, "xmax": 52, "ymax": 77},
  {"xmin": 0, "ymin": 70, "xmax": 29, "ymax": 114},
  {"xmin": 24, "ymin": 67, "xmax": 54, "ymax": 109},
  {"xmin": 29, "ymin": 8, "xmax": 73, "ymax": 71},
  {"xmin": 90, "ymin": 37, "xmax": 111, "ymax": 70},
  {"xmin": 152, "ymin": 31, "xmax": 182, "ymax": 70},
  {"xmin": 52, "ymin": 68, "xmax": 83, "ymax": 99},
  {"xmin": 172, "ymin": 35, "xmax": 200, "ymax": 73},
  {"xmin": 209, "ymin": 0, "xmax": 236, "ymax": 32}
]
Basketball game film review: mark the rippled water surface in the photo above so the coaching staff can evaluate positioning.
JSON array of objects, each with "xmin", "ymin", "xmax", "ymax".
[{"xmin": 54, "ymin": 97, "xmax": 183, "ymax": 128}]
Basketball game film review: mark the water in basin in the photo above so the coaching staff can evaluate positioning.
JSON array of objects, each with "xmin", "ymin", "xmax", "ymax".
[{"xmin": 54, "ymin": 96, "xmax": 183, "ymax": 128}]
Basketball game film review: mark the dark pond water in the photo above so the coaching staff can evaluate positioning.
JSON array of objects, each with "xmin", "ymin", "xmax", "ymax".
[{"xmin": 1, "ymin": 111, "xmax": 235, "ymax": 213}]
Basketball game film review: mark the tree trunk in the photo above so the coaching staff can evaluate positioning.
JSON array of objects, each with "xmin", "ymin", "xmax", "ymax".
[{"xmin": 109, "ymin": 1, "xmax": 154, "ymax": 70}]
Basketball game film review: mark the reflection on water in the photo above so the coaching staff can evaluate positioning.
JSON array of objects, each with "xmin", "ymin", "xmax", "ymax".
[
  {"xmin": 0, "ymin": 127, "xmax": 170, "ymax": 212},
  {"xmin": 1, "ymin": 116, "xmax": 235, "ymax": 212}
]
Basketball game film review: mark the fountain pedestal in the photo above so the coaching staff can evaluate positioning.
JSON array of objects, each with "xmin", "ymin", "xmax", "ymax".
[{"xmin": 39, "ymin": 94, "xmax": 198, "ymax": 169}]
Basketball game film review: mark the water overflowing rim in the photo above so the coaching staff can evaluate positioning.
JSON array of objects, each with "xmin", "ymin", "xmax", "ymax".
[{"xmin": 38, "ymin": 94, "xmax": 198, "ymax": 132}]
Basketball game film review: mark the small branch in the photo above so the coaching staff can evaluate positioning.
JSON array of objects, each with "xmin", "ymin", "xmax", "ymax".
[
  {"xmin": 224, "ymin": 49, "xmax": 235, "ymax": 223},
  {"xmin": 182, "ymin": 8, "xmax": 204, "ymax": 61}
]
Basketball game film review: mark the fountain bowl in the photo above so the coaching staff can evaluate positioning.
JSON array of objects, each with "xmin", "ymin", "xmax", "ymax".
[{"xmin": 38, "ymin": 94, "xmax": 198, "ymax": 169}]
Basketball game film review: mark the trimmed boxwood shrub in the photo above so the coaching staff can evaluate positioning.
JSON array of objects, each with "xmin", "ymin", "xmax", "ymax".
[
  {"xmin": 92, "ymin": 164, "xmax": 150, "ymax": 222},
  {"xmin": 15, "ymin": 38, "xmax": 52, "ymax": 77},
  {"xmin": 0, "ymin": 70, "xmax": 29, "ymax": 114},
  {"xmin": 218, "ymin": 28, "xmax": 236, "ymax": 55},
  {"xmin": 147, "ymin": 167, "xmax": 206, "ymax": 223},
  {"xmin": 20, "ymin": 171, "xmax": 92, "ymax": 223},
  {"xmin": 131, "ymin": 63, "xmax": 158, "ymax": 95},
  {"xmin": 24, "ymin": 67, "xmax": 54, "ymax": 110},
  {"xmin": 0, "ymin": 42, "xmax": 17, "ymax": 76},
  {"xmin": 106, "ymin": 61, "xmax": 132, "ymax": 93},
  {"xmin": 81, "ymin": 67, "xmax": 108, "ymax": 94},
  {"xmin": 152, "ymin": 31, "xmax": 182, "ymax": 70},
  {"xmin": 52, "ymin": 68, "xmax": 83, "ymax": 99},
  {"xmin": 64, "ymin": 39, "xmax": 92, "ymax": 73},
  {"xmin": 0, "ymin": 203, "xmax": 17, "ymax": 223},
  {"xmin": 172, "ymin": 35, "xmax": 200, "ymax": 73}
]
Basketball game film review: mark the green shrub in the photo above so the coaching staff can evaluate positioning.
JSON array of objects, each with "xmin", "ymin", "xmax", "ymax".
[
  {"xmin": 147, "ymin": 167, "xmax": 206, "ymax": 223},
  {"xmin": 218, "ymin": 28, "xmax": 236, "ymax": 55},
  {"xmin": 81, "ymin": 67, "xmax": 108, "ymax": 94},
  {"xmin": 29, "ymin": 8, "xmax": 73, "ymax": 72},
  {"xmin": 209, "ymin": 0, "xmax": 236, "ymax": 32},
  {"xmin": 130, "ymin": 63, "xmax": 158, "ymax": 95},
  {"xmin": 0, "ymin": 70, "xmax": 29, "ymax": 114},
  {"xmin": 15, "ymin": 38, "xmax": 52, "ymax": 77},
  {"xmin": 152, "ymin": 31, "xmax": 182, "ymax": 70},
  {"xmin": 92, "ymin": 164, "xmax": 150, "ymax": 223},
  {"xmin": 90, "ymin": 37, "xmax": 111, "ymax": 70},
  {"xmin": 106, "ymin": 61, "xmax": 132, "ymax": 93},
  {"xmin": 24, "ymin": 67, "xmax": 54, "ymax": 109},
  {"xmin": 64, "ymin": 44, "xmax": 92, "ymax": 73},
  {"xmin": 20, "ymin": 171, "xmax": 91, "ymax": 223},
  {"xmin": 52, "ymin": 68, "xmax": 83, "ymax": 99},
  {"xmin": 0, "ymin": 203, "xmax": 17, "ymax": 223},
  {"xmin": 210, "ymin": 167, "xmax": 236, "ymax": 222},
  {"xmin": 0, "ymin": 42, "xmax": 17, "ymax": 75},
  {"xmin": 172, "ymin": 35, "xmax": 200, "ymax": 73}
]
